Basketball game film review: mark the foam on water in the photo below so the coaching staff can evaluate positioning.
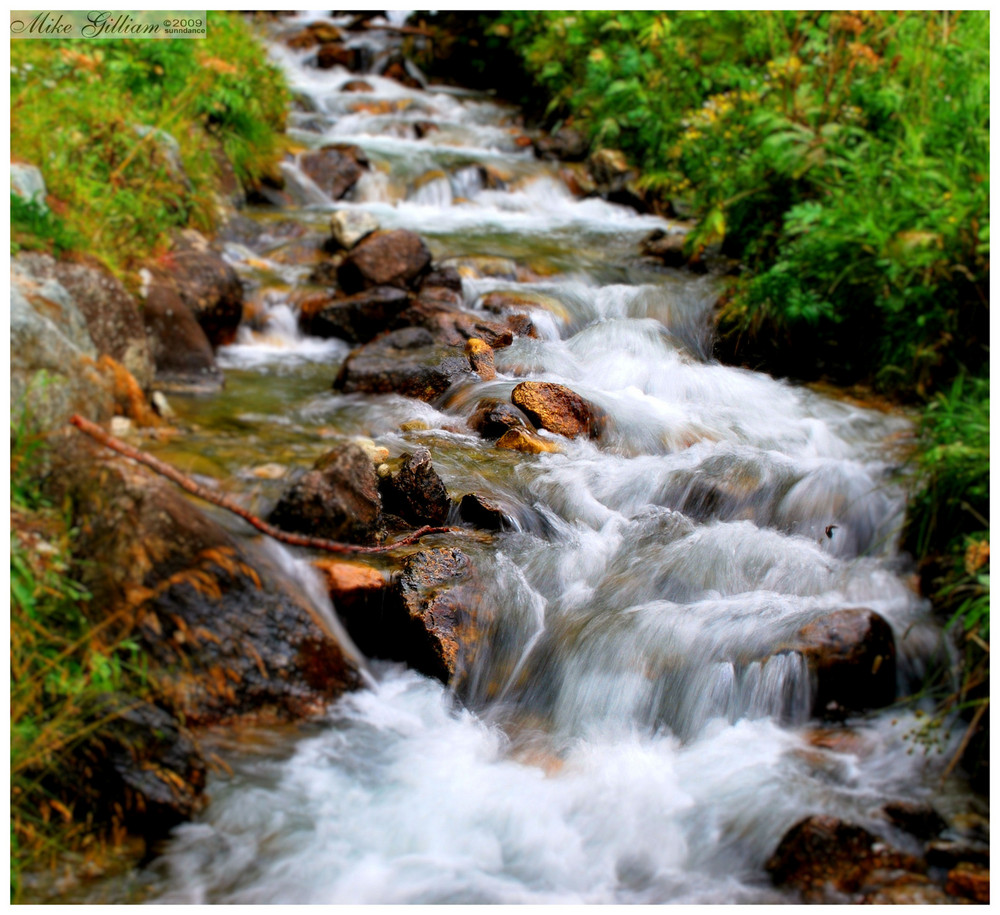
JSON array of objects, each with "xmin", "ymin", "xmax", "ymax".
[{"xmin": 136, "ymin": 15, "xmax": 969, "ymax": 905}]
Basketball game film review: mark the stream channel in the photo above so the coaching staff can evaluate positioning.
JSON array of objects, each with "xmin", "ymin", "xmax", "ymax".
[{"xmin": 110, "ymin": 13, "xmax": 976, "ymax": 905}]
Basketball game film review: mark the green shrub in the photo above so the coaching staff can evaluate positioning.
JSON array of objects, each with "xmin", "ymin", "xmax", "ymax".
[{"xmin": 497, "ymin": 11, "xmax": 989, "ymax": 397}]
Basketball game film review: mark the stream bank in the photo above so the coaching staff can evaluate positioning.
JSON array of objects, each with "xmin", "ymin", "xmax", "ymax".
[{"xmin": 11, "ymin": 12, "xmax": 988, "ymax": 905}]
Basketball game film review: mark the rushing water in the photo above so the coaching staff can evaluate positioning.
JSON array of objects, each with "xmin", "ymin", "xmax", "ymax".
[{"xmin": 131, "ymin": 13, "xmax": 973, "ymax": 905}]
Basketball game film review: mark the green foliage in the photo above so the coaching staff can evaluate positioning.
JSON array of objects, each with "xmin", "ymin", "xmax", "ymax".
[
  {"xmin": 9, "ymin": 12, "xmax": 288, "ymax": 275},
  {"xmin": 10, "ymin": 422, "xmax": 147, "ymax": 899},
  {"xmin": 498, "ymin": 11, "xmax": 989, "ymax": 397},
  {"xmin": 10, "ymin": 194, "xmax": 81, "ymax": 257}
]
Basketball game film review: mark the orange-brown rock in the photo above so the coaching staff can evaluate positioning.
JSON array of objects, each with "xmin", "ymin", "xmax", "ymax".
[
  {"xmin": 511, "ymin": 381, "xmax": 605, "ymax": 440},
  {"xmin": 945, "ymin": 863, "xmax": 990, "ymax": 903},
  {"xmin": 496, "ymin": 427, "xmax": 562, "ymax": 454},
  {"xmin": 466, "ymin": 338, "xmax": 496, "ymax": 380},
  {"xmin": 766, "ymin": 815, "xmax": 923, "ymax": 903}
]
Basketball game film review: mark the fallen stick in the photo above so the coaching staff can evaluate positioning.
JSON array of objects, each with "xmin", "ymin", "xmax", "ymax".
[{"xmin": 69, "ymin": 414, "xmax": 455, "ymax": 555}]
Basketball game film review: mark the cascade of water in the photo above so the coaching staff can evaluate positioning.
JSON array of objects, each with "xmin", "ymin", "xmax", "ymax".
[{"xmin": 136, "ymin": 13, "xmax": 970, "ymax": 905}]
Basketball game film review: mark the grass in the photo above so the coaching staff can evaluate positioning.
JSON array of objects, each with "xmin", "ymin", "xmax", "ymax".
[
  {"xmin": 10, "ymin": 12, "xmax": 289, "ymax": 279},
  {"xmin": 10, "ymin": 416, "xmax": 149, "ymax": 900}
]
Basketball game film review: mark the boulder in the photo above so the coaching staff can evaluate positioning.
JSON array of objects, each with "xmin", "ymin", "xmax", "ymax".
[
  {"xmin": 63, "ymin": 451, "xmax": 359, "ymax": 725},
  {"xmin": 16, "ymin": 253, "xmax": 154, "ymax": 391},
  {"xmin": 334, "ymin": 327, "xmax": 473, "ymax": 402},
  {"xmin": 300, "ymin": 286, "xmax": 411, "ymax": 342},
  {"xmin": 468, "ymin": 398, "xmax": 532, "ymax": 440},
  {"xmin": 495, "ymin": 427, "xmax": 562, "ymax": 454},
  {"xmin": 945, "ymin": 864, "xmax": 990, "ymax": 903},
  {"xmin": 392, "ymin": 298, "xmax": 514, "ymax": 349},
  {"xmin": 459, "ymin": 492, "xmax": 512, "ymax": 531},
  {"xmin": 795, "ymin": 608, "xmax": 896, "ymax": 717},
  {"xmin": 141, "ymin": 274, "xmax": 222, "ymax": 391},
  {"xmin": 420, "ymin": 265, "xmax": 463, "ymax": 295},
  {"xmin": 395, "ymin": 548, "xmax": 479, "ymax": 683},
  {"xmin": 162, "ymin": 230, "xmax": 244, "ymax": 347},
  {"xmin": 268, "ymin": 442, "xmax": 385, "ymax": 545},
  {"xmin": 69, "ymin": 694, "xmax": 206, "ymax": 836},
  {"xmin": 881, "ymin": 801, "xmax": 947, "ymax": 841},
  {"xmin": 316, "ymin": 42, "xmax": 361, "ymax": 71},
  {"xmin": 299, "ymin": 145, "xmax": 366, "ymax": 200},
  {"xmin": 11, "ymin": 255, "xmax": 115, "ymax": 436},
  {"xmin": 337, "ymin": 229, "xmax": 432, "ymax": 293},
  {"xmin": 511, "ymin": 381, "xmax": 605, "ymax": 440},
  {"xmin": 380, "ymin": 447, "xmax": 451, "ymax": 527},
  {"xmin": 466, "ymin": 338, "xmax": 496, "ymax": 380},
  {"xmin": 329, "ymin": 208, "xmax": 380, "ymax": 250},
  {"xmin": 766, "ymin": 815, "xmax": 923, "ymax": 903}
]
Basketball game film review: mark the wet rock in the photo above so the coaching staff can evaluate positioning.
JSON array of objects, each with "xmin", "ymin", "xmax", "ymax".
[
  {"xmin": 395, "ymin": 548, "xmax": 479, "ymax": 683},
  {"xmin": 795, "ymin": 608, "xmax": 896, "ymax": 717},
  {"xmin": 882, "ymin": 801, "xmax": 947, "ymax": 841},
  {"xmin": 533, "ymin": 126, "xmax": 589, "ymax": 162},
  {"xmin": 14, "ymin": 252, "xmax": 154, "ymax": 392},
  {"xmin": 466, "ymin": 338, "xmax": 496, "ymax": 380},
  {"xmin": 925, "ymin": 839, "xmax": 990, "ymax": 869},
  {"xmin": 945, "ymin": 863, "xmax": 990, "ymax": 903},
  {"xmin": 306, "ymin": 259, "xmax": 342, "ymax": 286},
  {"xmin": 161, "ymin": 230, "xmax": 244, "ymax": 347},
  {"xmin": 64, "ymin": 452, "xmax": 359, "ymax": 725},
  {"xmin": 299, "ymin": 144, "xmax": 366, "ymax": 200},
  {"xmin": 640, "ymin": 229, "xmax": 689, "ymax": 269},
  {"xmin": 380, "ymin": 447, "xmax": 450, "ymax": 526},
  {"xmin": 341, "ymin": 78, "xmax": 375, "ymax": 93},
  {"xmin": 588, "ymin": 147, "xmax": 633, "ymax": 191},
  {"xmin": 511, "ymin": 381, "xmax": 605, "ymax": 440},
  {"xmin": 393, "ymin": 298, "xmax": 514, "ymax": 349},
  {"xmin": 766, "ymin": 815, "xmax": 923, "ymax": 903},
  {"xmin": 286, "ymin": 20, "xmax": 343, "ymax": 48},
  {"xmin": 314, "ymin": 558, "xmax": 388, "ymax": 610},
  {"xmin": 299, "ymin": 286, "xmax": 411, "ymax": 343},
  {"xmin": 459, "ymin": 492, "xmax": 512, "ymax": 531},
  {"xmin": 141, "ymin": 273, "xmax": 222, "ymax": 392},
  {"xmin": 268, "ymin": 442, "xmax": 384, "ymax": 545},
  {"xmin": 338, "ymin": 229, "xmax": 432, "ymax": 293},
  {"xmin": 859, "ymin": 873, "xmax": 958, "ymax": 905},
  {"xmin": 11, "ymin": 255, "xmax": 115, "ymax": 436},
  {"xmin": 334, "ymin": 327, "xmax": 473, "ymax": 402},
  {"xmin": 70, "ymin": 694, "xmax": 206, "ymax": 835},
  {"xmin": 421, "ymin": 265, "xmax": 463, "ymax": 294},
  {"xmin": 478, "ymin": 289, "xmax": 571, "ymax": 325},
  {"xmin": 316, "ymin": 42, "xmax": 361, "ymax": 71},
  {"xmin": 442, "ymin": 255, "xmax": 519, "ymax": 281},
  {"xmin": 505, "ymin": 313, "xmax": 538, "ymax": 339},
  {"xmin": 329, "ymin": 208, "xmax": 380, "ymax": 250},
  {"xmin": 495, "ymin": 427, "xmax": 562, "ymax": 454},
  {"xmin": 468, "ymin": 398, "xmax": 532, "ymax": 440}
]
